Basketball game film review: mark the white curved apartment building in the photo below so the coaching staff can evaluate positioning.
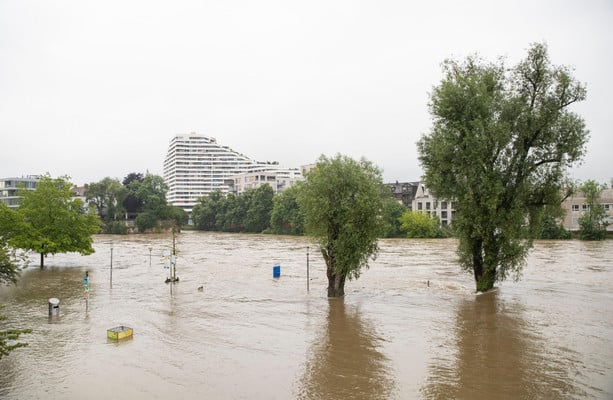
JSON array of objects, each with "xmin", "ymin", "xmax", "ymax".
[{"xmin": 163, "ymin": 132, "xmax": 301, "ymax": 213}]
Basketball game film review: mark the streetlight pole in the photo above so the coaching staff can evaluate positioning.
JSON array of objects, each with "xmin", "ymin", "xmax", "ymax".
[
  {"xmin": 110, "ymin": 242, "xmax": 113, "ymax": 288},
  {"xmin": 307, "ymin": 246, "xmax": 310, "ymax": 292}
]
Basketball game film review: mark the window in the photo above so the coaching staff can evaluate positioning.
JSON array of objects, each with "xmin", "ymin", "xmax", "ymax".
[
  {"xmin": 582, "ymin": 204, "xmax": 589, "ymax": 211},
  {"xmin": 442, "ymin": 211, "xmax": 448, "ymax": 219},
  {"xmin": 605, "ymin": 204, "xmax": 610, "ymax": 211},
  {"xmin": 572, "ymin": 204, "xmax": 579, "ymax": 211},
  {"xmin": 441, "ymin": 201, "xmax": 447, "ymax": 210},
  {"xmin": 426, "ymin": 202, "xmax": 431, "ymax": 210},
  {"xmin": 417, "ymin": 202, "xmax": 422, "ymax": 210}
]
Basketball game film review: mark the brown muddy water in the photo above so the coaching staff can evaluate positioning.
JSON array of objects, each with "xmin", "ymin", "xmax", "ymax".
[{"xmin": 0, "ymin": 232, "xmax": 612, "ymax": 399}]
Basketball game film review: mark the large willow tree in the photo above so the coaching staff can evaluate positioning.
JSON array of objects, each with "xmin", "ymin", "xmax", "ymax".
[
  {"xmin": 298, "ymin": 155, "xmax": 385, "ymax": 297},
  {"xmin": 418, "ymin": 43, "xmax": 588, "ymax": 292}
]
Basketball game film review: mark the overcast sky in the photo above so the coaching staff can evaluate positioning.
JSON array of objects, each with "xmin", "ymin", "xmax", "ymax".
[{"xmin": 1, "ymin": 0, "xmax": 611, "ymax": 186}]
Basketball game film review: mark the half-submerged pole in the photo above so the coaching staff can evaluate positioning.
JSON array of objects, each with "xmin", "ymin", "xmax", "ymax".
[
  {"xmin": 307, "ymin": 246, "xmax": 310, "ymax": 292},
  {"xmin": 110, "ymin": 242, "xmax": 113, "ymax": 288}
]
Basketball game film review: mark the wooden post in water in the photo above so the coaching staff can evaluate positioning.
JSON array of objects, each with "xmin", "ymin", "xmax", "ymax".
[
  {"xmin": 110, "ymin": 242, "xmax": 113, "ymax": 288},
  {"xmin": 172, "ymin": 228, "xmax": 177, "ymax": 282},
  {"xmin": 307, "ymin": 246, "xmax": 310, "ymax": 292}
]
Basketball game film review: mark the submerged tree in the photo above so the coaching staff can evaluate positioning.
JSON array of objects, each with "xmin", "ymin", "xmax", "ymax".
[
  {"xmin": 0, "ymin": 305, "xmax": 31, "ymax": 360},
  {"xmin": 578, "ymin": 180, "xmax": 609, "ymax": 240},
  {"xmin": 10, "ymin": 175, "xmax": 101, "ymax": 268},
  {"xmin": 418, "ymin": 43, "xmax": 588, "ymax": 292},
  {"xmin": 0, "ymin": 204, "xmax": 27, "ymax": 284},
  {"xmin": 298, "ymin": 154, "xmax": 385, "ymax": 297}
]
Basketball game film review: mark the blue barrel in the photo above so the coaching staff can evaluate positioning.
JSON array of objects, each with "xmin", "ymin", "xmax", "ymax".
[{"xmin": 273, "ymin": 264, "xmax": 281, "ymax": 278}]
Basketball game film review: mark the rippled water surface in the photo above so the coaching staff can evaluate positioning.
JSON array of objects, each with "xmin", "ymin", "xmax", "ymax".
[{"xmin": 1, "ymin": 232, "xmax": 612, "ymax": 399}]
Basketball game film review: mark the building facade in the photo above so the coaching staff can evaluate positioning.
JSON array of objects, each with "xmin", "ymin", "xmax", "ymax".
[
  {"xmin": 387, "ymin": 181, "xmax": 419, "ymax": 208},
  {"xmin": 225, "ymin": 169, "xmax": 302, "ymax": 195},
  {"xmin": 0, "ymin": 175, "xmax": 40, "ymax": 209},
  {"xmin": 163, "ymin": 133, "xmax": 302, "ymax": 212},
  {"xmin": 411, "ymin": 183, "xmax": 456, "ymax": 227},
  {"xmin": 561, "ymin": 188, "xmax": 613, "ymax": 231}
]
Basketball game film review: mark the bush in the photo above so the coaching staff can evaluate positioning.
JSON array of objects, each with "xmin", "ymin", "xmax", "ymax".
[
  {"xmin": 135, "ymin": 212, "xmax": 158, "ymax": 233},
  {"xmin": 103, "ymin": 221, "xmax": 128, "ymax": 235}
]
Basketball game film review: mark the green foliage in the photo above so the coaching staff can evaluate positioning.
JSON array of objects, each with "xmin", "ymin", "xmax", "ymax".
[
  {"xmin": 245, "ymin": 185, "xmax": 274, "ymax": 233},
  {"xmin": 0, "ymin": 305, "xmax": 31, "ymax": 360},
  {"xmin": 166, "ymin": 207, "xmax": 189, "ymax": 228},
  {"xmin": 399, "ymin": 211, "xmax": 446, "ymax": 238},
  {"xmin": 192, "ymin": 186, "xmax": 276, "ymax": 233},
  {"xmin": 269, "ymin": 185, "xmax": 305, "ymax": 235},
  {"xmin": 0, "ymin": 245, "xmax": 21, "ymax": 285},
  {"xmin": 84, "ymin": 177, "xmax": 126, "ymax": 222},
  {"xmin": 104, "ymin": 221, "xmax": 128, "ymax": 235},
  {"xmin": 380, "ymin": 197, "xmax": 407, "ymax": 238},
  {"xmin": 121, "ymin": 172, "xmax": 144, "ymax": 216},
  {"xmin": 539, "ymin": 205, "xmax": 571, "ymax": 239},
  {"xmin": 132, "ymin": 175, "xmax": 169, "ymax": 216},
  {"xmin": 297, "ymin": 154, "xmax": 385, "ymax": 297},
  {"xmin": 9, "ymin": 175, "xmax": 101, "ymax": 267},
  {"xmin": 418, "ymin": 43, "xmax": 588, "ymax": 292},
  {"xmin": 578, "ymin": 180, "xmax": 609, "ymax": 240},
  {"xmin": 135, "ymin": 212, "xmax": 159, "ymax": 233},
  {"xmin": 86, "ymin": 173, "xmax": 184, "ymax": 233},
  {"xmin": 0, "ymin": 204, "xmax": 26, "ymax": 284},
  {"xmin": 192, "ymin": 190, "xmax": 225, "ymax": 230}
]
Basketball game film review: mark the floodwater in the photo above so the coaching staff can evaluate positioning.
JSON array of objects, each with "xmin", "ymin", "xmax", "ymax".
[{"xmin": 0, "ymin": 232, "xmax": 612, "ymax": 399}]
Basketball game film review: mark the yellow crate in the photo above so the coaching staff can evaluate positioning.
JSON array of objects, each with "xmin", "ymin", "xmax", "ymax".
[{"xmin": 107, "ymin": 326, "xmax": 133, "ymax": 340}]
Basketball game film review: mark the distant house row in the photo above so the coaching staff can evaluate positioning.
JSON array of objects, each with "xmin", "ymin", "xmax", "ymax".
[{"xmin": 387, "ymin": 181, "xmax": 613, "ymax": 232}]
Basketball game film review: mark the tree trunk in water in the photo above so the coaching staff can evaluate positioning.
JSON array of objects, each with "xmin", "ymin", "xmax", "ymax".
[
  {"xmin": 475, "ymin": 268, "xmax": 496, "ymax": 292},
  {"xmin": 471, "ymin": 238, "xmax": 495, "ymax": 292},
  {"xmin": 40, "ymin": 252, "xmax": 45, "ymax": 269},
  {"xmin": 324, "ymin": 251, "xmax": 346, "ymax": 297},
  {"xmin": 327, "ymin": 272, "xmax": 346, "ymax": 297}
]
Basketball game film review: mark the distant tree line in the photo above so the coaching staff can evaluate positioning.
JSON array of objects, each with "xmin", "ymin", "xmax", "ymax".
[
  {"xmin": 190, "ymin": 178, "xmax": 611, "ymax": 241},
  {"xmin": 84, "ymin": 172, "xmax": 187, "ymax": 233},
  {"xmin": 190, "ymin": 182, "xmax": 445, "ymax": 238}
]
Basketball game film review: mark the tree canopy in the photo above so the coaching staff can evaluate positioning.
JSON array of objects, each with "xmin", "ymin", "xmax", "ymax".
[
  {"xmin": 9, "ymin": 175, "xmax": 101, "ymax": 267},
  {"xmin": 192, "ymin": 186, "xmax": 275, "ymax": 233},
  {"xmin": 578, "ymin": 180, "xmax": 609, "ymax": 240},
  {"xmin": 0, "ymin": 203, "xmax": 27, "ymax": 284},
  {"xmin": 269, "ymin": 185, "xmax": 305, "ymax": 235},
  {"xmin": 418, "ymin": 43, "xmax": 588, "ymax": 292},
  {"xmin": 399, "ymin": 210, "xmax": 446, "ymax": 238},
  {"xmin": 297, "ymin": 154, "xmax": 385, "ymax": 297},
  {"xmin": 84, "ymin": 177, "xmax": 126, "ymax": 223}
]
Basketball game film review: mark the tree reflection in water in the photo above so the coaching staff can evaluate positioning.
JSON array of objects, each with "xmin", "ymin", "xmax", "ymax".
[
  {"xmin": 422, "ymin": 290, "xmax": 584, "ymax": 400},
  {"xmin": 297, "ymin": 298, "xmax": 395, "ymax": 400}
]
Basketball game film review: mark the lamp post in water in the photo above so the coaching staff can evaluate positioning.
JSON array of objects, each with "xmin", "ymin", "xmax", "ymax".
[
  {"xmin": 110, "ymin": 242, "xmax": 113, "ymax": 288},
  {"xmin": 307, "ymin": 246, "xmax": 310, "ymax": 292}
]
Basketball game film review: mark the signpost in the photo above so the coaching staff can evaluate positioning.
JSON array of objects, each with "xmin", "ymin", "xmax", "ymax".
[
  {"xmin": 110, "ymin": 242, "xmax": 113, "ymax": 288},
  {"xmin": 84, "ymin": 271, "xmax": 90, "ymax": 311}
]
